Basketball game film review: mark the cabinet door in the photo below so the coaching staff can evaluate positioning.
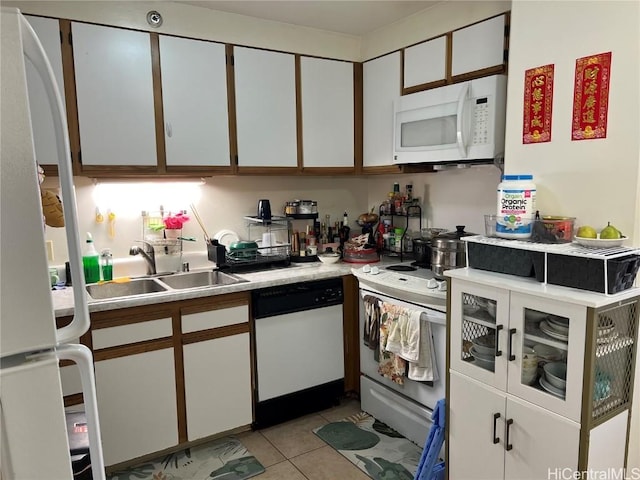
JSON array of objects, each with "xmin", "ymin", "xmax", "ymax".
[
  {"xmin": 450, "ymin": 279, "xmax": 510, "ymax": 390},
  {"xmin": 234, "ymin": 47, "xmax": 297, "ymax": 168},
  {"xmin": 159, "ymin": 35, "xmax": 230, "ymax": 168},
  {"xmin": 183, "ymin": 333, "xmax": 252, "ymax": 441},
  {"xmin": 452, "ymin": 14, "xmax": 506, "ymax": 77},
  {"xmin": 300, "ymin": 57, "xmax": 354, "ymax": 168},
  {"xmin": 403, "ymin": 35, "xmax": 446, "ymax": 90},
  {"xmin": 24, "ymin": 16, "xmax": 65, "ymax": 167},
  {"xmin": 504, "ymin": 396, "xmax": 579, "ymax": 478},
  {"xmin": 508, "ymin": 293, "xmax": 586, "ymax": 422},
  {"xmin": 363, "ymin": 51, "xmax": 400, "ymax": 168},
  {"xmin": 72, "ymin": 22, "xmax": 157, "ymax": 166},
  {"xmin": 95, "ymin": 348, "xmax": 178, "ymax": 466},
  {"xmin": 449, "ymin": 371, "xmax": 505, "ymax": 480}
]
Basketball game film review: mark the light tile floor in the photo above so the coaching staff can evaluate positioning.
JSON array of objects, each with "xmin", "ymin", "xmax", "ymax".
[{"xmin": 238, "ymin": 397, "xmax": 371, "ymax": 480}]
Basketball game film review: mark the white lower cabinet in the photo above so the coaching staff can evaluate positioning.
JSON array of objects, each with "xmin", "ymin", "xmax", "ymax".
[
  {"xmin": 94, "ymin": 348, "xmax": 178, "ymax": 466},
  {"xmin": 449, "ymin": 371, "xmax": 579, "ymax": 480},
  {"xmin": 183, "ymin": 333, "xmax": 252, "ymax": 441},
  {"xmin": 447, "ymin": 269, "xmax": 640, "ymax": 477},
  {"xmin": 181, "ymin": 298, "xmax": 252, "ymax": 441}
]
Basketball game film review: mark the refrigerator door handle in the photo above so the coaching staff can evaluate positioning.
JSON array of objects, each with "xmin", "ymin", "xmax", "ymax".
[
  {"xmin": 54, "ymin": 344, "xmax": 106, "ymax": 480},
  {"xmin": 19, "ymin": 14, "xmax": 90, "ymax": 343}
]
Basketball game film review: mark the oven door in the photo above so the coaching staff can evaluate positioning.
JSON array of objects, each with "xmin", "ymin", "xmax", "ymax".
[{"xmin": 359, "ymin": 288, "xmax": 447, "ymax": 410}]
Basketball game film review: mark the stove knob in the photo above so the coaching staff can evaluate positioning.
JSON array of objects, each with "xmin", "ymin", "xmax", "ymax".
[
  {"xmin": 426, "ymin": 278, "xmax": 438, "ymax": 289},
  {"xmin": 362, "ymin": 264, "xmax": 371, "ymax": 273},
  {"xmin": 370, "ymin": 266, "xmax": 380, "ymax": 275}
]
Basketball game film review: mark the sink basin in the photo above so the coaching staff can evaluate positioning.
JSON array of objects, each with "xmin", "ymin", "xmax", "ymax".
[
  {"xmin": 157, "ymin": 270, "xmax": 246, "ymax": 290},
  {"xmin": 86, "ymin": 278, "xmax": 167, "ymax": 300}
]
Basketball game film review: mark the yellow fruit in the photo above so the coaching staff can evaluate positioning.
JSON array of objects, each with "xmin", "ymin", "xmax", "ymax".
[
  {"xmin": 600, "ymin": 222, "xmax": 622, "ymax": 240},
  {"xmin": 576, "ymin": 225, "xmax": 597, "ymax": 239}
]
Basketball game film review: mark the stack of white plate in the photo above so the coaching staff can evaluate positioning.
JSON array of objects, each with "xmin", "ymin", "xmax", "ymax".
[
  {"xmin": 539, "ymin": 362, "xmax": 567, "ymax": 399},
  {"xmin": 540, "ymin": 317, "xmax": 569, "ymax": 342},
  {"xmin": 470, "ymin": 333, "xmax": 495, "ymax": 370},
  {"xmin": 596, "ymin": 316, "xmax": 618, "ymax": 344}
]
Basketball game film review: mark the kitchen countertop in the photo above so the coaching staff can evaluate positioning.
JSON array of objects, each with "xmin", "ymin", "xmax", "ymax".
[{"xmin": 53, "ymin": 261, "xmax": 355, "ymax": 317}]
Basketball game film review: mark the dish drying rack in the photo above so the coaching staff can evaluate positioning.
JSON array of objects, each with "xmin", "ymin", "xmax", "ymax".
[
  {"xmin": 207, "ymin": 216, "xmax": 293, "ymax": 273},
  {"xmin": 142, "ymin": 210, "xmax": 184, "ymax": 272}
]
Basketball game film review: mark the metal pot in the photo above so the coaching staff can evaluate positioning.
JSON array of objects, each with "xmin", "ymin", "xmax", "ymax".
[
  {"xmin": 431, "ymin": 226, "xmax": 475, "ymax": 279},
  {"xmin": 412, "ymin": 237, "xmax": 431, "ymax": 267}
]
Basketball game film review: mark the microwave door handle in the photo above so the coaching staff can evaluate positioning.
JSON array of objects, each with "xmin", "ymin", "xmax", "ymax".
[
  {"xmin": 20, "ymin": 15, "xmax": 91, "ymax": 342},
  {"xmin": 456, "ymin": 83, "xmax": 471, "ymax": 158}
]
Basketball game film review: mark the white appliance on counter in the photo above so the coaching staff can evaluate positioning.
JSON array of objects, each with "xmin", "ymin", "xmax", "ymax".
[
  {"xmin": 393, "ymin": 74, "xmax": 507, "ymax": 165},
  {"xmin": 0, "ymin": 8, "xmax": 105, "ymax": 479},
  {"xmin": 352, "ymin": 265, "xmax": 447, "ymax": 446}
]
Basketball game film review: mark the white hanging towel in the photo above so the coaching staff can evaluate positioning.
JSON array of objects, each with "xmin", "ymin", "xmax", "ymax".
[{"xmin": 384, "ymin": 307, "xmax": 438, "ymax": 382}]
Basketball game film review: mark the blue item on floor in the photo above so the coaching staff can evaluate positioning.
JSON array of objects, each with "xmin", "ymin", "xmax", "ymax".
[{"xmin": 413, "ymin": 398, "xmax": 445, "ymax": 480}]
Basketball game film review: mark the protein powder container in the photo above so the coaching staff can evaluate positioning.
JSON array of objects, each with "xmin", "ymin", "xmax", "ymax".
[{"xmin": 496, "ymin": 175, "xmax": 537, "ymax": 239}]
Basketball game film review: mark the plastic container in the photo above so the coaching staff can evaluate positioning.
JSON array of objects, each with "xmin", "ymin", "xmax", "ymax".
[
  {"xmin": 541, "ymin": 216, "xmax": 575, "ymax": 243},
  {"xmin": 82, "ymin": 233, "xmax": 100, "ymax": 284},
  {"xmin": 496, "ymin": 175, "xmax": 536, "ymax": 239}
]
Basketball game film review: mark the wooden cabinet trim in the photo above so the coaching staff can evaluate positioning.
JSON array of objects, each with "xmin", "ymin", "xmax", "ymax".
[
  {"xmin": 182, "ymin": 323, "xmax": 250, "ymax": 345},
  {"xmin": 226, "ymin": 44, "xmax": 239, "ymax": 173},
  {"xmin": 91, "ymin": 304, "xmax": 177, "ymax": 329},
  {"xmin": 59, "ymin": 19, "xmax": 81, "ymax": 176},
  {"xmin": 150, "ymin": 33, "xmax": 167, "ymax": 174},
  {"xmin": 179, "ymin": 292, "xmax": 249, "ymax": 315},
  {"xmin": 93, "ymin": 337, "xmax": 173, "ymax": 361}
]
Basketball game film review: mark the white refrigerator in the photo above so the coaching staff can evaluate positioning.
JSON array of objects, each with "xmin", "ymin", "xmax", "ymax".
[{"xmin": 0, "ymin": 8, "xmax": 106, "ymax": 479}]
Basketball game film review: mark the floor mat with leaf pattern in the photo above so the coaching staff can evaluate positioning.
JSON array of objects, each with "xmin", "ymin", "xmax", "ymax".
[
  {"xmin": 313, "ymin": 412, "xmax": 422, "ymax": 480},
  {"xmin": 107, "ymin": 436, "xmax": 265, "ymax": 480}
]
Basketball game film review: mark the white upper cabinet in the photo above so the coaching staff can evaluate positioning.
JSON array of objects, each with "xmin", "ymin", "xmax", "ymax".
[
  {"xmin": 300, "ymin": 57, "xmax": 354, "ymax": 168},
  {"xmin": 233, "ymin": 47, "xmax": 297, "ymax": 168},
  {"xmin": 159, "ymin": 36, "xmax": 230, "ymax": 167},
  {"xmin": 403, "ymin": 35, "xmax": 447, "ymax": 90},
  {"xmin": 363, "ymin": 51, "xmax": 400, "ymax": 168},
  {"xmin": 72, "ymin": 22, "xmax": 157, "ymax": 166},
  {"xmin": 452, "ymin": 14, "xmax": 506, "ymax": 77},
  {"xmin": 24, "ymin": 16, "xmax": 65, "ymax": 166}
]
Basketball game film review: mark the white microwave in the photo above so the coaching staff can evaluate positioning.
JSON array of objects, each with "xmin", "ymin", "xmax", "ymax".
[{"xmin": 393, "ymin": 74, "xmax": 507, "ymax": 164}]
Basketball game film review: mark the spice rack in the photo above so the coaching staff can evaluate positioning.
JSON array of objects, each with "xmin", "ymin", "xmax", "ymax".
[{"xmin": 377, "ymin": 203, "xmax": 422, "ymax": 262}]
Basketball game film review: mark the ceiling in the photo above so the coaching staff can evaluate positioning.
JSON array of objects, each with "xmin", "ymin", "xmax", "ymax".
[{"xmin": 173, "ymin": 1, "xmax": 442, "ymax": 36}]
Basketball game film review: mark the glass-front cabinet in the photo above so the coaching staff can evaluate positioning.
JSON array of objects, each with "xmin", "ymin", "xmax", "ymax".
[{"xmin": 450, "ymin": 280, "xmax": 586, "ymax": 421}]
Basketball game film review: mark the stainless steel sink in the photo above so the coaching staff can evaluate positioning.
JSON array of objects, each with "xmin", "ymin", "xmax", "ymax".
[
  {"xmin": 156, "ymin": 270, "xmax": 246, "ymax": 290},
  {"xmin": 86, "ymin": 278, "xmax": 167, "ymax": 300}
]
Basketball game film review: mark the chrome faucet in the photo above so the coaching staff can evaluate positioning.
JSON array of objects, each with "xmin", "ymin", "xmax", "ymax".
[{"xmin": 129, "ymin": 241, "xmax": 156, "ymax": 275}]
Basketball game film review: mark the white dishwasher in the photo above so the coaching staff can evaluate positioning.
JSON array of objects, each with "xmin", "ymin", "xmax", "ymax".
[{"xmin": 252, "ymin": 278, "xmax": 344, "ymax": 428}]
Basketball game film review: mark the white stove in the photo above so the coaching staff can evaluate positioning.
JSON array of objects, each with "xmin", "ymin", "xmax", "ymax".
[{"xmin": 351, "ymin": 264, "xmax": 447, "ymax": 311}]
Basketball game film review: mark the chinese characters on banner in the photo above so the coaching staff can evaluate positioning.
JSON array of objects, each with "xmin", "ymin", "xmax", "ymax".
[
  {"xmin": 572, "ymin": 52, "xmax": 611, "ymax": 140},
  {"xmin": 523, "ymin": 64, "xmax": 554, "ymax": 144}
]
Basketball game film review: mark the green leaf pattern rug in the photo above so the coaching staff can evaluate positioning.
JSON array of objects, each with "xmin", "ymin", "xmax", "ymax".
[
  {"xmin": 314, "ymin": 412, "xmax": 422, "ymax": 480},
  {"xmin": 108, "ymin": 437, "xmax": 264, "ymax": 480}
]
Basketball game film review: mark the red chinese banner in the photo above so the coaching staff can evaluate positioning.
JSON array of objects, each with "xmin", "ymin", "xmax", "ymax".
[
  {"xmin": 572, "ymin": 52, "xmax": 611, "ymax": 140},
  {"xmin": 523, "ymin": 64, "xmax": 554, "ymax": 144}
]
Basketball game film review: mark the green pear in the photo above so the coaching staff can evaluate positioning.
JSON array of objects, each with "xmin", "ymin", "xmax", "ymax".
[
  {"xmin": 600, "ymin": 222, "xmax": 622, "ymax": 239},
  {"xmin": 577, "ymin": 225, "xmax": 597, "ymax": 239}
]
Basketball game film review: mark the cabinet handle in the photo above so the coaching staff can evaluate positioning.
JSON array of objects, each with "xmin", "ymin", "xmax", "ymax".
[
  {"xmin": 165, "ymin": 122, "xmax": 173, "ymax": 138},
  {"xmin": 508, "ymin": 328, "xmax": 516, "ymax": 361},
  {"xmin": 494, "ymin": 324, "xmax": 503, "ymax": 357},
  {"xmin": 505, "ymin": 418, "xmax": 514, "ymax": 451},
  {"xmin": 492, "ymin": 412, "xmax": 501, "ymax": 444}
]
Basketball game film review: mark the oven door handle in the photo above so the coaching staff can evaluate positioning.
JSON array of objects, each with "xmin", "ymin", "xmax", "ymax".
[{"xmin": 359, "ymin": 290, "xmax": 447, "ymax": 326}]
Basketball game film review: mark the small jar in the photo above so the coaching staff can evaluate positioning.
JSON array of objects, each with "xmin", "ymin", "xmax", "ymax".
[{"xmin": 298, "ymin": 200, "xmax": 313, "ymax": 215}]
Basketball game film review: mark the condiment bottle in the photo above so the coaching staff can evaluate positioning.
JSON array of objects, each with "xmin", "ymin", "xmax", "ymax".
[
  {"xmin": 100, "ymin": 248, "xmax": 113, "ymax": 281},
  {"xmin": 82, "ymin": 233, "xmax": 100, "ymax": 284}
]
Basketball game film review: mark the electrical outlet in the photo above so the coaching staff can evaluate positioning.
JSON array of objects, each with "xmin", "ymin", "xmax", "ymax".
[{"xmin": 46, "ymin": 240, "xmax": 54, "ymax": 262}]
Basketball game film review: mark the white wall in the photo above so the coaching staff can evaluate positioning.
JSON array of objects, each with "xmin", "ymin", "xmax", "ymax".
[
  {"xmin": 42, "ymin": 175, "xmax": 369, "ymax": 276},
  {"xmin": 4, "ymin": 0, "xmax": 362, "ymax": 60},
  {"xmin": 506, "ymin": 0, "xmax": 640, "ymax": 469},
  {"xmin": 361, "ymin": 0, "xmax": 511, "ymax": 60},
  {"xmin": 505, "ymin": 0, "xmax": 640, "ymax": 240},
  {"xmin": 366, "ymin": 166, "xmax": 502, "ymax": 236}
]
